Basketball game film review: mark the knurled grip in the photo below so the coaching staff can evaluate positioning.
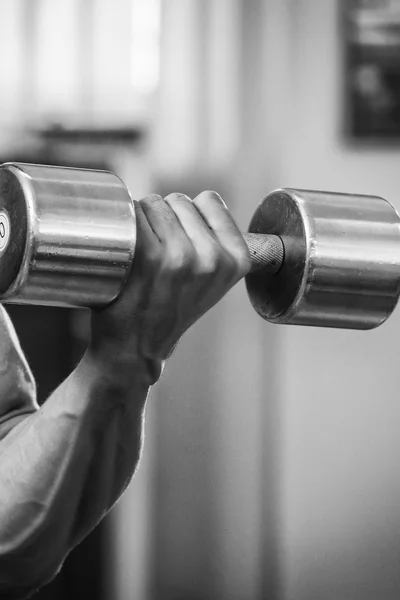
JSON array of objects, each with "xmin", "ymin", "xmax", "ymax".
[{"xmin": 242, "ymin": 233, "xmax": 284, "ymax": 275}]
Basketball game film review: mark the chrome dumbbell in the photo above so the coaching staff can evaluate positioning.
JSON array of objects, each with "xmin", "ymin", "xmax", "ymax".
[{"xmin": 0, "ymin": 162, "xmax": 399, "ymax": 330}]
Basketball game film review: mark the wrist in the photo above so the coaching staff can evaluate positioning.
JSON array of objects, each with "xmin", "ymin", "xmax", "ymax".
[{"xmin": 82, "ymin": 343, "xmax": 164, "ymax": 389}]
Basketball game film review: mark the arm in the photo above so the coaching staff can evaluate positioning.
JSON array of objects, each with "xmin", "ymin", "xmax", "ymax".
[
  {"xmin": 0, "ymin": 348, "xmax": 151, "ymax": 600},
  {"xmin": 0, "ymin": 192, "xmax": 251, "ymax": 599}
]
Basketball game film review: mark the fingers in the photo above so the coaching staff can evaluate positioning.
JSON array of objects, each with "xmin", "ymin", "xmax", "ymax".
[
  {"xmin": 192, "ymin": 191, "xmax": 251, "ymax": 274},
  {"xmin": 130, "ymin": 200, "xmax": 161, "ymax": 269},
  {"xmin": 164, "ymin": 193, "xmax": 216, "ymax": 247},
  {"xmin": 164, "ymin": 192, "xmax": 241, "ymax": 278},
  {"xmin": 138, "ymin": 193, "xmax": 195, "ymax": 272},
  {"xmin": 192, "ymin": 190, "xmax": 237, "ymax": 240},
  {"xmin": 139, "ymin": 194, "xmax": 186, "ymax": 243},
  {"xmin": 112, "ymin": 200, "xmax": 160, "ymax": 306},
  {"xmin": 136, "ymin": 191, "xmax": 250, "ymax": 278},
  {"xmin": 133, "ymin": 200, "xmax": 159, "ymax": 249}
]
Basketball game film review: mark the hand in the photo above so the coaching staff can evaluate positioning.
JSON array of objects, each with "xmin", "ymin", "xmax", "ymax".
[{"xmin": 89, "ymin": 191, "xmax": 251, "ymax": 383}]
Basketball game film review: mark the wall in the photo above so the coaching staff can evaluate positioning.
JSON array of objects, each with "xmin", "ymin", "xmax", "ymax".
[
  {"xmin": 0, "ymin": 0, "xmax": 149, "ymax": 134},
  {"xmin": 277, "ymin": 1, "xmax": 400, "ymax": 599}
]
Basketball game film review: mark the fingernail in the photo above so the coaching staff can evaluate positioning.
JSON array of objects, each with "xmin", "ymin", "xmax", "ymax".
[
  {"xmin": 207, "ymin": 191, "xmax": 228, "ymax": 209},
  {"xmin": 141, "ymin": 194, "xmax": 162, "ymax": 202},
  {"xmin": 165, "ymin": 192, "xmax": 191, "ymax": 202}
]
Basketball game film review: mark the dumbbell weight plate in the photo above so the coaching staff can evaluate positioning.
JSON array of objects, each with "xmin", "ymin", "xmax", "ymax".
[
  {"xmin": 0, "ymin": 163, "xmax": 136, "ymax": 308},
  {"xmin": 0, "ymin": 167, "xmax": 29, "ymax": 296},
  {"xmin": 246, "ymin": 189, "xmax": 400, "ymax": 329}
]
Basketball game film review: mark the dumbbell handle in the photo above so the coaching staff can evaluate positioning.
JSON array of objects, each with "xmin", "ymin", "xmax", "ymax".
[{"xmin": 242, "ymin": 233, "xmax": 284, "ymax": 275}]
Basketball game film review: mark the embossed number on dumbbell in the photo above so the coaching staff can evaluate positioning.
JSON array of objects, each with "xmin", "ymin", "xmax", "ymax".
[{"xmin": 0, "ymin": 212, "xmax": 10, "ymax": 252}]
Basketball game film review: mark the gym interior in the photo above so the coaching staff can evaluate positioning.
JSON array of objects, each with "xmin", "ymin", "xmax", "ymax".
[{"xmin": 1, "ymin": 1, "xmax": 400, "ymax": 599}]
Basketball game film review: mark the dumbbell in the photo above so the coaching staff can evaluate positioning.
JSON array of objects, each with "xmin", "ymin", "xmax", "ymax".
[{"xmin": 0, "ymin": 162, "xmax": 399, "ymax": 330}]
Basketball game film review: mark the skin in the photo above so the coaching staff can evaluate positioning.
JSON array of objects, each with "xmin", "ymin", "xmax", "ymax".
[{"xmin": 0, "ymin": 192, "xmax": 251, "ymax": 599}]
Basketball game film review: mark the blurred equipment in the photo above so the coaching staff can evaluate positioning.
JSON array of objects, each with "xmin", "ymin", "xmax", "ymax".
[
  {"xmin": 344, "ymin": 0, "xmax": 400, "ymax": 139},
  {"xmin": 0, "ymin": 162, "xmax": 399, "ymax": 330}
]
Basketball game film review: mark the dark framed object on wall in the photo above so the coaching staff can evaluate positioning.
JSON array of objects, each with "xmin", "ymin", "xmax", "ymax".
[{"xmin": 343, "ymin": 0, "xmax": 400, "ymax": 140}]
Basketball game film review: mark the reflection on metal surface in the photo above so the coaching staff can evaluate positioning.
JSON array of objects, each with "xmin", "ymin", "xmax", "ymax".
[
  {"xmin": 0, "ymin": 162, "xmax": 136, "ymax": 308},
  {"xmin": 246, "ymin": 188, "xmax": 400, "ymax": 329}
]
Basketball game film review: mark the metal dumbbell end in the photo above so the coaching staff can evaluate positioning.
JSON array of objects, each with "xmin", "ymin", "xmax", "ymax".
[
  {"xmin": 246, "ymin": 188, "xmax": 400, "ymax": 329},
  {"xmin": 0, "ymin": 162, "xmax": 136, "ymax": 307},
  {"xmin": 1, "ymin": 162, "xmax": 400, "ymax": 330}
]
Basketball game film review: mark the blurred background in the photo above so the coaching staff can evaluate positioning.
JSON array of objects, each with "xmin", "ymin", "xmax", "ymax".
[{"xmin": 2, "ymin": 0, "xmax": 400, "ymax": 599}]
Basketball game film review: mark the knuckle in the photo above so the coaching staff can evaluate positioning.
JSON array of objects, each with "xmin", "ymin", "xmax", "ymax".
[
  {"xmin": 147, "ymin": 249, "xmax": 163, "ymax": 268},
  {"xmin": 223, "ymin": 254, "xmax": 243, "ymax": 279},
  {"xmin": 136, "ymin": 246, "xmax": 162, "ymax": 270},
  {"xmin": 194, "ymin": 247, "xmax": 222, "ymax": 276},
  {"xmin": 140, "ymin": 194, "xmax": 176, "ymax": 224},
  {"xmin": 140, "ymin": 194, "xmax": 163, "ymax": 205},
  {"xmin": 234, "ymin": 247, "xmax": 252, "ymax": 276},
  {"xmin": 164, "ymin": 244, "xmax": 196, "ymax": 275},
  {"xmin": 196, "ymin": 248, "xmax": 249, "ymax": 280}
]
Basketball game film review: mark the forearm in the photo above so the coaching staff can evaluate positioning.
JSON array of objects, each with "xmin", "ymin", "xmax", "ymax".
[{"xmin": 0, "ymin": 350, "xmax": 152, "ymax": 598}]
